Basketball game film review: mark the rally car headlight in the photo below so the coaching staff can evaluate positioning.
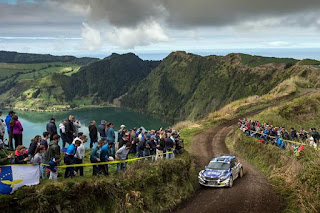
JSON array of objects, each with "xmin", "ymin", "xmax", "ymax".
[{"xmin": 219, "ymin": 175, "xmax": 229, "ymax": 181}]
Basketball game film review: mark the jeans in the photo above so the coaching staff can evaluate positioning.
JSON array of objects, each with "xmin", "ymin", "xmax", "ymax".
[
  {"xmin": 40, "ymin": 165, "xmax": 47, "ymax": 179},
  {"xmin": 7, "ymin": 130, "xmax": 13, "ymax": 150},
  {"xmin": 116, "ymin": 162, "xmax": 126, "ymax": 172},
  {"xmin": 166, "ymin": 148, "xmax": 175, "ymax": 159},
  {"xmin": 74, "ymin": 158, "xmax": 83, "ymax": 176}
]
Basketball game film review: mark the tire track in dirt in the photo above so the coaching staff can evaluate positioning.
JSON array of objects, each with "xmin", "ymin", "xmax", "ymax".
[{"xmin": 175, "ymin": 107, "xmax": 286, "ymax": 213}]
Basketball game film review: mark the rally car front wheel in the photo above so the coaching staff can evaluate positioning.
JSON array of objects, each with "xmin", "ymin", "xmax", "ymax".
[
  {"xmin": 229, "ymin": 176, "xmax": 233, "ymax": 188},
  {"xmin": 239, "ymin": 168, "xmax": 243, "ymax": 178}
]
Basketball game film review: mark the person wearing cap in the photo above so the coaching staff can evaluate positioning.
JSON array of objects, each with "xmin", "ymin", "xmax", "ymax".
[
  {"xmin": 0, "ymin": 139, "xmax": 12, "ymax": 165},
  {"xmin": 5, "ymin": 111, "xmax": 15, "ymax": 150},
  {"xmin": 0, "ymin": 111, "xmax": 6, "ymax": 141},
  {"xmin": 46, "ymin": 118, "xmax": 57, "ymax": 141}
]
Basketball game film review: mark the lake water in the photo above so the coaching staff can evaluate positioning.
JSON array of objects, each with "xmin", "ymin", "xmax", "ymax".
[{"xmin": 0, "ymin": 107, "xmax": 168, "ymax": 148}]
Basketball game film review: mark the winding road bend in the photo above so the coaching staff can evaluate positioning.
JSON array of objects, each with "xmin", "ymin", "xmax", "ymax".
[{"xmin": 175, "ymin": 108, "xmax": 285, "ymax": 213}]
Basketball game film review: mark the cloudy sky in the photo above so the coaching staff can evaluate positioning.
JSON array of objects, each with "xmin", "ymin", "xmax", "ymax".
[{"xmin": 1, "ymin": 0, "xmax": 320, "ymax": 59}]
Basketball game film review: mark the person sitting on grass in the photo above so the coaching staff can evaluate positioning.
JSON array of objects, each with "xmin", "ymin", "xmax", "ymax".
[
  {"xmin": 14, "ymin": 145, "xmax": 29, "ymax": 164},
  {"xmin": 90, "ymin": 140, "xmax": 103, "ymax": 176},
  {"xmin": 64, "ymin": 139, "xmax": 81, "ymax": 178},
  {"xmin": 48, "ymin": 155, "xmax": 61, "ymax": 180},
  {"xmin": 115, "ymin": 142, "xmax": 131, "ymax": 173}
]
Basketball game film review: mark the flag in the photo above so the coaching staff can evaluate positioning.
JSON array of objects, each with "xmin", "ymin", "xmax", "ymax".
[{"xmin": 0, "ymin": 165, "xmax": 40, "ymax": 194}]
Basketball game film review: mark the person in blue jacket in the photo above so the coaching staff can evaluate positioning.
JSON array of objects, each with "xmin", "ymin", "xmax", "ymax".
[
  {"xmin": 99, "ymin": 142, "xmax": 113, "ymax": 175},
  {"xmin": 64, "ymin": 139, "xmax": 81, "ymax": 178},
  {"xmin": 106, "ymin": 123, "xmax": 115, "ymax": 153},
  {"xmin": 5, "ymin": 111, "xmax": 15, "ymax": 150},
  {"xmin": 90, "ymin": 140, "xmax": 103, "ymax": 176}
]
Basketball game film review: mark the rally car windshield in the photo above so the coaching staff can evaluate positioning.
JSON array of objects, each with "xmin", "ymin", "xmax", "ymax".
[{"xmin": 207, "ymin": 162, "xmax": 230, "ymax": 170}]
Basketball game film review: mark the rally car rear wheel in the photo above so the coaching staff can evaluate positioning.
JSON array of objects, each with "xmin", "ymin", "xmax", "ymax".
[
  {"xmin": 239, "ymin": 168, "xmax": 243, "ymax": 178},
  {"xmin": 229, "ymin": 176, "xmax": 233, "ymax": 188}
]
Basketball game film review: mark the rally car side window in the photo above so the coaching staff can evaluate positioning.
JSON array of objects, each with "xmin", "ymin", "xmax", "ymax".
[{"xmin": 230, "ymin": 159, "xmax": 236, "ymax": 168}]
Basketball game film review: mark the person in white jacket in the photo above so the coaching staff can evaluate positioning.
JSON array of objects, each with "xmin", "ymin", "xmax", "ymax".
[{"xmin": 74, "ymin": 135, "xmax": 87, "ymax": 176}]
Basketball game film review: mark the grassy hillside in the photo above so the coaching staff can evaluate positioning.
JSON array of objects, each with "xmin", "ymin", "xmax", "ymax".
[
  {"xmin": 122, "ymin": 51, "xmax": 320, "ymax": 123},
  {"xmin": 0, "ymin": 153, "xmax": 198, "ymax": 213},
  {"xmin": 0, "ymin": 51, "xmax": 98, "ymax": 65},
  {"xmin": 0, "ymin": 62, "xmax": 81, "ymax": 110},
  {"xmin": 69, "ymin": 53, "xmax": 160, "ymax": 103},
  {"xmin": 0, "ymin": 52, "xmax": 159, "ymax": 111}
]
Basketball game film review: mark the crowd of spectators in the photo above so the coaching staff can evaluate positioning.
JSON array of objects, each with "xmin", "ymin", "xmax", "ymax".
[
  {"xmin": 239, "ymin": 118, "xmax": 319, "ymax": 150},
  {"xmin": 0, "ymin": 111, "xmax": 184, "ymax": 181}
]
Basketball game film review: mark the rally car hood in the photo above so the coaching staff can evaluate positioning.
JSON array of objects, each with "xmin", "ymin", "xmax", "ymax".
[{"xmin": 202, "ymin": 169, "xmax": 229, "ymax": 178}]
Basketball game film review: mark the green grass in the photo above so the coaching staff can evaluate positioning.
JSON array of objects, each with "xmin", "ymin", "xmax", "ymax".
[
  {"xmin": 0, "ymin": 152, "xmax": 198, "ymax": 213},
  {"xmin": 240, "ymin": 54, "xmax": 298, "ymax": 68},
  {"xmin": 299, "ymin": 59, "xmax": 320, "ymax": 65},
  {"xmin": 226, "ymin": 130, "xmax": 320, "ymax": 212}
]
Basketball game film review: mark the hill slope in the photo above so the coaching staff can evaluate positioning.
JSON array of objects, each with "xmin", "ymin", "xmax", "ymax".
[
  {"xmin": 0, "ymin": 52, "xmax": 159, "ymax": 110},
  {"xmin": 121, "ymin": 51, "xmax": 320, "ymax": 123},
  {"xmin": 0, "ymin": 51, "xmax": 98, "ymax": 65}
]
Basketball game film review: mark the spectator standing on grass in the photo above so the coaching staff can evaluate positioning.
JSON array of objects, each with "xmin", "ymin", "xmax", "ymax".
[
  {"xmin": 65, "ymin": 115, "xmax": 76, "ymax": 144},
  {"xmin": 106, "ymin": 123, "xmax": 115, "ymax": 153},
  {"xmin": 89, "ymin": 121, "xmax": 98, "ymax": 149},
  {"xmin": 40, "ymin": 132, "xmax": 50, "ymax": 150},
  {"xmin": 28, "ymin": 135, "xmax": 41, "ymax": 160},
  {"xmin": 90, "ymin": 140, "xmax": 103, "ymax": 176},
  {"xmin": 73, "ymin": 120, "xmax": 81, "ymax": 136},
  {"xmin": 46, "ymin": 118, "xmax": 57, "ymax": 141},
  {"xmin": 5, "ymin": 111, "xmax": 14, "ymax": 150},
  {"xmin": 0, "ymin": 111, "xmax": 6, "ymax": 141},
  {"xmin": 10, "ymin": 115, "xmax": 23, "ymax": 149},
  {"xmin": 129, "ymin": 128, "xmax": 137, "ymax": 153},
  {"xmin": 118, "ymin": 125, "xmax": 126, "ymax": 148},
  {"xmin": 156, "ymin": 133, "xmax": 165, "ymax": 161},
  {"xmin": 64, "ymin": 139, "xmax": 81, "ymax": 178},
  {"xmin": 165, "ymin": 133, "xmax": 175, "ymax": 159},
  {"xmin": 100, "ymin": 141, "xmax": 114, "ymax": 175},
  {"xmin": 32, "ymin": 145, "xmax": 45, "ymax": 166},
  {"xmin": 48, "ymin": 155, "xmax": 61, "ymax": 180},
  {"xmin": 115, "ymin": 142, "xmax": 131, "ymax": 173},
  {"xmin": 46, "ymin": 135, "xmax": 61, "ymax": 162},
  {"xmin": 59, "ymin": 120, "xmax": 68, "ymax": 148},
  {"xmin": 74, "ymin": 135, "xmax": 87, "ymax": 176},
  {"xmin": 98, "ymin": 120, "xmax": 106, "ymax": 139}
]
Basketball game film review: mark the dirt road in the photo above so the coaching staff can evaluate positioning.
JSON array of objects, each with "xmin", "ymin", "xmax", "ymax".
[{"xmin": 175, "ymin": 109, "xmax": 285, "ymax": 213}]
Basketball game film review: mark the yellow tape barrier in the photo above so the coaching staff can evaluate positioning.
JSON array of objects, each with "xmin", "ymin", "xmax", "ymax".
[{"xmin": 0, "ymin": 151, "xmax": 174, "ymax": 168}]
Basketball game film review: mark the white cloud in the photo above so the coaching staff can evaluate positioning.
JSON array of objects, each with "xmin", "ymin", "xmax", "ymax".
[
  {"xmin": 267, "ymin": 41, "xmax": 293, "ymax": 47},
  {"xmin": 107, "ymin": 20, "xmax": 168, "ymax": 49},
  {"xmin": 81, "ymin": 23, "xmax": 101, "ymax": 51}
]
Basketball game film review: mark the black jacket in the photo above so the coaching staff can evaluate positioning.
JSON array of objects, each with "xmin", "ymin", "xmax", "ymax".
[
  {"xmin": 28, "ymin": 140, "xmax": 38, "ymax": 156},
  {"xmin": 46, "ymin": 122, "xmax": 57, "ymax": 136},
  {"xmin": 89, "ymin": 124, "xmax": 98, "ymax": 139}
]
